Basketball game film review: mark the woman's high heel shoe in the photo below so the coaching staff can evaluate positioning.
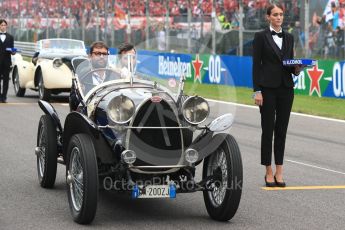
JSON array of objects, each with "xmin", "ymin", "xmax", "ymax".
[
  {"xmin": 265, "ymin": 176, "xmax": 276, "ymax": 187},
  {"xmin": 274, "ymin": 176, "xmax": 286, "ymax": 187}
]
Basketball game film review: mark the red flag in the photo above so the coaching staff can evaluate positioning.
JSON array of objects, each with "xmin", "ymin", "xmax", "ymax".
[{"xmin": 115, "ymin": 3, "xmax": 126, "ymax": 19}]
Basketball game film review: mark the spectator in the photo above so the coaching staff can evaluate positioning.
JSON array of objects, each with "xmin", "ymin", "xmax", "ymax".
[
  {"xmin": 335, "ymin": 26, "xmax": 344, "ymax": 58},
  {"xmin": 331, "ymin": 2, "xmax": 340, "ymax": 30},
  {"xmin": 157, "ymin": 23, "xmax": 166, "ymax": 51},
  {"xmin": 324, "ymin": 23, "xmax": 336, "ymax": 59},
  {"xmin": 291, "ymin": 21, "xmax": 303, "ymax": 54},
  {"xmin": 217, "ymin": 11, "xmax": 231, "ymax": 30}
]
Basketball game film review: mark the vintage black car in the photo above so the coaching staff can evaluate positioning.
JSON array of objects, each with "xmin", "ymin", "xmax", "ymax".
[{"xmin": 35, "ymin": 54, "xmax": 243, "ymax": 224}]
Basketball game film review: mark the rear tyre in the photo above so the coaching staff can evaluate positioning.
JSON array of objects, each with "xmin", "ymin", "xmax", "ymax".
[
  {"xmin": 202, "ymin": 134, "xmax": 243, "ymax": 221},
  {"xmin": 13, "ymin": 68, "xmax": 26, "ymax": 97},
  {"xmin": 36, "ymin": 114, "xmax": 58, "ymax": 188},
  {"xmin": 66, "ymin": 134, "xmax": 98, "ymax": 224},
  {"xmin": 38, "ymin": 71, "xmax": 51, "ymax": 101}
]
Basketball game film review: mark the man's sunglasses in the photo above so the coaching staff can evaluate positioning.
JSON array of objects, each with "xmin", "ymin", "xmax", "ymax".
[{"xmin": 92, "ymin": 52, "xmax": 109, "ymax": 57}]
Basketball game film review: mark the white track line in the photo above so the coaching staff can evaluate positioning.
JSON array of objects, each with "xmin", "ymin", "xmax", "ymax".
[
  {"xmin": 286, "ymin": 159, "xmax": 345, "ymax": 176},
  {"xmin": 207, "ymin": 99, "xmax": 345, "ymax": 124}
]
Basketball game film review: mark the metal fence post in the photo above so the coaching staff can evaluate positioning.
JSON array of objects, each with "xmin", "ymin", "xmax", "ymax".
[
  {"xmin": 304, "ymin": 0, "xmax": 309, "ymax": 57},
  {"xmin": 111, "ymin": 0, "xmax": 115, "ymax": 48},
  {"xmin": 96, "ymin": 11, "xmax": 100, "ymax": 41},
  {"xmin": 69, "ymin": 0, "xmax": 73, "ymax": 39},
  {"xmin": 82, "ymin": 7, "xmax": 85, "ymax": 42},
  {"xmin": 165, "ymin": 0, "xmax": 170, "ymax": 51},
  {"xmin": 239, "ymin": 0, "xmax": 244, "ymax": 56},
  {"xmin": 46, "ymin": 15, "xmax": 49, "ymax": 39},
  {"xmin": 145, "ymin": 0, "xmax": 150, "ymax": 49},
  {"xmin": 127, "ymin": 0, "xmax": 131, "ymax": 43},
  {"xmin": 187, "ymin": 0, "xmax": 192, "ymax": 53},
  {"xmin": 104, "ymin": 0, "xmax": 108, "ymax": 44},
  {"xmin": 211, "ymin": 0, "xmax": 216, "ymax": 54}
]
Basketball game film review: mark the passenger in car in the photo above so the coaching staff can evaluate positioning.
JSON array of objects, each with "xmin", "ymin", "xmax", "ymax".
[{"xmin": 117, "ymin": 42, "xmax": 137, "ymax": 79}]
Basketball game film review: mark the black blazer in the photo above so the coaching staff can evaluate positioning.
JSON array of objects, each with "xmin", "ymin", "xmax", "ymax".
[
  {"xmin": 252, "ymin": 28, "xmax": 295, "ymax": 92},
  {"xmin": 0, "ymin": 32, "xmax": 14, "ymax": 71}
]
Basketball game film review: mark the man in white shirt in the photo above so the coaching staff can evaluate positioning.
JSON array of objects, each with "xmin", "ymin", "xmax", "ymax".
[{"xmin": 70, "ymin": 41, "xmax": 112, "ymax": 110}]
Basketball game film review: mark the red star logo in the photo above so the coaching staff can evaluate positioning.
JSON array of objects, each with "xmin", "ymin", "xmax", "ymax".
[
  {"xmin": 307, "ymin": 65, "xmax": 324, "ymax": 97},
  {"xmin": 192, "ymin": 54, "xmax": 203, "ymax": 83}
]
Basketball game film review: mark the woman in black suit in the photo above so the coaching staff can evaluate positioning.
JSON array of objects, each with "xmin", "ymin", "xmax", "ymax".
[{"xmin": 252, "ymin": 5, "xmax": 301, "ymax": 187}]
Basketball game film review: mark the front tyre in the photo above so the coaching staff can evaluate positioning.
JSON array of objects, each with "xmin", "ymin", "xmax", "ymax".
[
  {"xmin": 38, "ymin": 71, "xmax": 51, "ymax": 101},
  {"xmin": 36, "ymin": 115, "xmax": 58, "ymax": 188},
  {"xmin": 202, "ymin": 134, "xmax": 243, "ymax": 221},
  {"xmin": 66, "ymin": 134, "xmax": 98, "ymax": 224}
]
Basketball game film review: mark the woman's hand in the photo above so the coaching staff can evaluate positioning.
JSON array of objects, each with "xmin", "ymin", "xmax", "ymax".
[
  {"xmin": 294, "ymin": 64, "xmax": 303, "ymax": 75},
  {"xmin": 254, "ymin": 92, "xmax": 263, "ymax": 106}
]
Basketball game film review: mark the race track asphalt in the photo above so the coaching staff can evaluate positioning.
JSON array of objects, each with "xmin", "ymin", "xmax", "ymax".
[{"xmin": 0, "ymin": 86, "xmax": 344, "ymax": 230}]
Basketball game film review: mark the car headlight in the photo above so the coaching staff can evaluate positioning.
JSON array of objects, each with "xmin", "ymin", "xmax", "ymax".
[
  {"xmin": 52, "ymin": 58, "xmax": 63, "ymax": 68},
  {"xmin": 182, "ymin": 96, "xmax": 210, "ymax": 125},
  {"xmin": 107, "ymin": 95, "xmax": 135, "ymax": 124}
]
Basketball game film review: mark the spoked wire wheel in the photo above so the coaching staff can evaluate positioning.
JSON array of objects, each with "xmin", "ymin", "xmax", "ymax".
[
  {"xmin": 37, "ymin": 126, "xmax": 46, "ymax": 178},
  {"xmin": 66, "ymin": 134, "xmax": 98, "ymax": 224},
  {"xmin": 68, "ymin": 147, "xmax": 84, "ymax": 212},
  {"xmin": 206, "ymin": 148, "xmax": 228, "ymax": 207},
  {"xmin": 202, "ymin": 134, "xmax": 243, "ymax": 221},
  {"xmin": 36, "ymin": 115, "xmax": 57, "ymax": 188}
]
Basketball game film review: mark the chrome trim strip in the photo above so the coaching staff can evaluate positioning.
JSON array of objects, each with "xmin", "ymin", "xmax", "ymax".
[
  {"xmin": 129, "ymin": 165, "xmax": 186, "ymax": 169},
  {"xmin": 98, "ymin": 125, "xmax": 191, "ymax": 129},
  {"xmin": 129, "ymin": 168, "xmax": 181, "ymax": 174}
]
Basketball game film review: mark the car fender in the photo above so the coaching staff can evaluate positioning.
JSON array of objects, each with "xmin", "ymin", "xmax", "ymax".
[
  {"xmin": 38, "ymin": 100, "xmax": 63, "ymax": 134},
  {"xmin": 63, "ymin": 112, "xmax": 116, "ymax": 163},
  {"xmin": 39, "ymin": 62, "xmax": 73, "ymax": 89},
  {"xmin": 190, "ymin": 132, "xmax": 230, "ymax": 161},
  {"xmin": 12, "ymin": 57, "xmax": 35, "ymax": 89}
]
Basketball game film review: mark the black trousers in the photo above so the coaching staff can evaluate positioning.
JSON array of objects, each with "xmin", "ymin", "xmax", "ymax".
[
  {"xmin": 0, "ymin": 68, "xmax": 10, "ymax": 100},
  {"xmin": 260, "ymin": 86, "xmax": 294, "ymax": 166}
]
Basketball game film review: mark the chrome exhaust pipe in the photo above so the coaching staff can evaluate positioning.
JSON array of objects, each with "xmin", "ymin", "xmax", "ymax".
[
  {"xmin": 35, "ymin": 147, "xmax": 41, "ymax": 156},
  {"xmin": 57, "ymin": 156, "xmax": 64, "ymax": 164}
]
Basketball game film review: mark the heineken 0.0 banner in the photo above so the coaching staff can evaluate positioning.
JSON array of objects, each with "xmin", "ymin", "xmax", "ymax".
[
  {"xmin": 293, "ymin": 60, "xmax": 345, "ymax": 99},
  {"xmin": 136, "ymin": 50, "xmax": 345, "ymax": 99}
]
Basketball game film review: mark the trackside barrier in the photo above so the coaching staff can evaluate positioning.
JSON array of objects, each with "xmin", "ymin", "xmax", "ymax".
[{"xmin": 14, "ymin": 41, "xmax": 36, "ymax": 56}]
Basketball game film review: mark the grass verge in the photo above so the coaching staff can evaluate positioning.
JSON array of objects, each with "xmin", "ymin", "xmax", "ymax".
[{"xmin": 184, "ymin": 83, "xmax": 345, "ymax": 120}]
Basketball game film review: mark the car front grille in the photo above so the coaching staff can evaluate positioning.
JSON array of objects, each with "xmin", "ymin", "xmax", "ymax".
[{"xmin": 127, "ymin": 98, "xmax": 183, "ymax": 167}]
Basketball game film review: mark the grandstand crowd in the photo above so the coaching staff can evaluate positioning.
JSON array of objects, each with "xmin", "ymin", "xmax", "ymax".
[
  {"xmin": 1, "ymin": 0, "xmax": 345, "ymax": 59},
  {"xmin": 0, "ymin": 0, "xmax": 299, "ymax": 28}
]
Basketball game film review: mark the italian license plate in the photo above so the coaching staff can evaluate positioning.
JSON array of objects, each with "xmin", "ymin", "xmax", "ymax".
[{"xmin": 132, "ymin": 184, "xmax": 176, "ymax": 199}]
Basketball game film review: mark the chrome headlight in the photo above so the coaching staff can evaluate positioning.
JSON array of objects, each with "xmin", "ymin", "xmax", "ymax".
[
  {"xmin": 52, "ymin": 58, "xmax": 63, "ymax": 68},
  {"xmin": 107, "ymin": 95, "xmax": 135, "ymax": 124},
  {"xmin": 182, "ymin": 96, "xmax": 210, "ymax": 125}
]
